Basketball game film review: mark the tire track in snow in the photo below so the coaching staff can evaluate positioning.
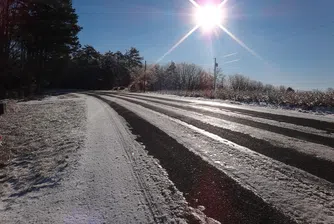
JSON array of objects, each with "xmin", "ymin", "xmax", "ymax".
[
  {"xmin": 91, "ymin": 94, "xmax": 294, "ymax": 224},
  {"xmin": 116, "ymin": 93, "xmax": 334, "ymax": 148},
  {"xmin": 120, "ymin": 92, "xmax": 334, "ymax": 133},
  {"xmin": 95, "ymin": 97, "xmax": 166, "ymax": 223},
  {"xmin": 96, "ymin": 94, "xmax": 334, "ymax": 224},
  {"xmin": 102, "ymin": 93, "xmax": 334, "ymax": 183}
]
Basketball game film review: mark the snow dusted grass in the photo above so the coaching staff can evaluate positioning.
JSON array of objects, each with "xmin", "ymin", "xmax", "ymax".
[
  {"xmin": 0, "ymin": 97, "xmax": 86, "ymax": 206},
  {"xmin": 154, "ymin": 89, "xmax": 334, "ymax": 113}
]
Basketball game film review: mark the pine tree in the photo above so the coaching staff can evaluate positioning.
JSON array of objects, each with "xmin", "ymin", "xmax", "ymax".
[
  {"xmin": 0, "ymin": 0, "xmax": 82, "ymax": 96},
  {"xmin": 28, "ymin": 0, "xmax": 82, "ymax": 92},
  {"xmin": 124, "ymin": 47, "xmax": 143, "ymax": 71}
]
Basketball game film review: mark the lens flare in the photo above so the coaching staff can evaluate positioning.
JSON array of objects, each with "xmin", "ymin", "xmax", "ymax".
[
  {"xmin": 156, "ymin": 25, "xmax": 200, "ymax": 63},
  {"xmin": 189, "ymin": 0, "xmax": 200, "ymax": 8},
  {"xmin": 224, "ymin": 59, "xmax": 240, "ymax": 64},
  {"xmin": 157, "ymin": 0, "xmax": 263, "ymax": 63},
  {"xmin": 217, "ymin": 24, "xmax": 263, "ymax": 60},
  {"xmin": 195, "ymin": 4, "xmax": 225, "ymax": 32},
  {"xmin": 224, "ymin": 52, "xmax": 238, "ymax": 57},
  {"xmin": 219, "ymin": 0, "xmax": 228, "ymax": 8}
]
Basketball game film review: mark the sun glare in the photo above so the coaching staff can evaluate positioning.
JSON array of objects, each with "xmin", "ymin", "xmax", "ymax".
[
  {"xmin": 194, "ymin": 4, "xmax": 224, "ymax": 32},
  {"xmin": 157, "ymin": 0, "xmax": 261, "ymax": 63}
]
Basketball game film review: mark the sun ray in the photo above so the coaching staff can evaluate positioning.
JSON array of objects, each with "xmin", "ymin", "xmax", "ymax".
[
  {"xmin": 157, "ymin": 25, "xmax": 200, "ymax": 63},
  {"xmin": 155, "ymin": 1, "xmax": 263, "ymax": 65},
  {"xmin": 217, "ymin": 24, "xmax": 263, "ymax": 60},
  {"xmin": 224, "ymin": 59, "xmax": 240, "ymax": 64},
  {"xmin": 219, "ymin": 0, "xmax": 228, "ymax": 9},
  {"xmin": 188, "ymin": 0, "xmax": 200, "ymax": 8},
  {"xmin": 223, "ymin": 52, "xmax": 238, "ymax": 57}
]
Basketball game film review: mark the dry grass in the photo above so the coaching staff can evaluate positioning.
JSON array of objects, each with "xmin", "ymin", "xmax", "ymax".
[
  {"xmin": 56, "ymin": 93, "xmax": 80, "ymax": 99},
  {"xmin": 0, "ymin": 98, "xmax": 86, "ymax": 206},
  {"xmin": 154, "ymin": 89, "xmax": 334, "ymax": 112},
  {"xmin": 130, "ymin": 67, "xmax": 333, "ymax": 112}
]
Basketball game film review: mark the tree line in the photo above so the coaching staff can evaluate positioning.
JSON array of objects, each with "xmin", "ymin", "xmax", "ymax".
[
  {"xmin": 130, "ymin": 62, "xmax": 280, "ymax": 93},
  {"xmin": 130, "ymin": 63, "xmax": 333, "ymax": 108},
  {"xmin": 59, "ymin": 45, "xmax": 143, "ymax": 90},
  {"xmin": 0, "ymin": 0, "xmax": 143, "ymax": 99},
  {"xmin": 1, "ymin": 0, "xmax": 332, "ymax": 108},
  {"xmin": 130, "ymin": 62, "xmax": 213, "ymax": 92}
]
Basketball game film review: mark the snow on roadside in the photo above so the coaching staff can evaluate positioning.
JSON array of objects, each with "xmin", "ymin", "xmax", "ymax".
[{"xmin": 0, "ymin": 97, "xmax": 86, "ymax": 210}]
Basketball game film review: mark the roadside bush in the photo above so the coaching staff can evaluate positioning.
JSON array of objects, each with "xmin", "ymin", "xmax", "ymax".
[
  {"xmin": 155, "ymin": 88, "xmax": 333, "ymax": 110},
  {"xmin": 130, "ymin": 63, "xmax": 333, "ymax": 111}
]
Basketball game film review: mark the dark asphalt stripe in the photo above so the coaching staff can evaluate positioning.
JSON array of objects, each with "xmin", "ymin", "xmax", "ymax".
[
  {"xmin": 120, "ymin": 92, "xmax": 334, "ymax": 134},
  {"xmin": 100, "ymin": 93, "xmax": 334, "ymax": 184},
  {"xmin": 90, "ymin": 93, "xmax": 295, "ymax": 224},
  {"xmin": 114, "ymin": 93, "xmax": 334, "ymax": 148}
]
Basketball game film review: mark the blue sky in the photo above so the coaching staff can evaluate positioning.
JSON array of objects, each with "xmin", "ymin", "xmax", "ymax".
[{"xmin": 73, "ymin": 0, "xmax": 334, "ymax": 90}]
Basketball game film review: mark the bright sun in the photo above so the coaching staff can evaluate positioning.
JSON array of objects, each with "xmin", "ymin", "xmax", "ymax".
[{"xmin": 194, "ymin": 4, "xmax": 225, "ymax": 32}]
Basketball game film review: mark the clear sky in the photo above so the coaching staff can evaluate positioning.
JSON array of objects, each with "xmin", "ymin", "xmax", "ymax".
[{"xmin": 73, "ymin": 0, "xmax": 334, "ymax": 90}]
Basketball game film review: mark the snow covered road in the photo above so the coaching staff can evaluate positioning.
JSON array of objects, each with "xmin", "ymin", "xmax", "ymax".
[
  {"xmin": 1, "ymin": 91, "xmax": 333, "ymax": 223},
  {"xmin": 94, "ymin": 92, "xmax": 334, "ymax": 224},
  {"xmin": 0, "ymin": 95, "xmax": 217, "ymax": 224}
]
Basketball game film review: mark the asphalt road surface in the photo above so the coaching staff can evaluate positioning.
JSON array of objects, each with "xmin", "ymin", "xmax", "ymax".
[
  {"xmin": 1, "ymin": 91, "xmax": 333, "ymax": 224},
  {"xmin": 93, "ymin": 91, "xmax": 334, "ymax": 224}
]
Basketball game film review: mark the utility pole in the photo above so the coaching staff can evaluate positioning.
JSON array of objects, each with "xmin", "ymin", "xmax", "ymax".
[
  {"xmin": 144, "ymin": 60, "xmax": 147, "ymax": 93},
  {"xmin": 213, "ymin": 58, "xmax": 218, "ymax": 91}
]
